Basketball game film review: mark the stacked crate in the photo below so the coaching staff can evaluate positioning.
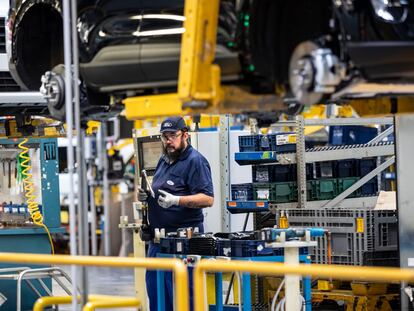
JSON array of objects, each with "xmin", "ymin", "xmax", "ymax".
[
  {"xmin": 233, "ymin": 136, "xmax": 379, "ymax": 203},
  {"xmin": 233, "ymin": 133, "xmax": 298, "ymax": 203},
  {"xmin": 287, "ymin": 208, "xmax": 398, "ymax": 266}
]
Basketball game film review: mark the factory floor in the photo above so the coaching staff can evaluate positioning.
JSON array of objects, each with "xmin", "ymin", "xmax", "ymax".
[{"xmin": 53, "ymin": 266, "xmax": 137, "ymax": 311}]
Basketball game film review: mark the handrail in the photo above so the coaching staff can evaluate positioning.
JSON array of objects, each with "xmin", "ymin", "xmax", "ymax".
[
  {"xmin": 193, "ymin": 259, "xmax": 414, "ymax": 311},
  {"xmin": 83, "ymin": 296, "xmax": 140, "ymax": 311},
  {"xmin": 0, "ymin": 253, "xmax": 188, "ymax": 311},
  {"xmin": 34, "ymin": 296, "xmax": 73, "ymax": 311},
  {"xmin": 34, "ymin": 295, "xmax": 140, "ymax": 311}
]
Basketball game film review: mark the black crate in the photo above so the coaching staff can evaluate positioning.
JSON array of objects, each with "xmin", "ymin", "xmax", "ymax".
[
  {"xmin": 231, "ymin": 183, "xmax": 253, "ymax": 201},
  {"xmin": 360, "ymin": 180, "xmax": 378, "ymax": 196},
  {"xmin": 252, "ymin": 166, "xmax": 273, "ymax": 183},
  {"xmin": 189, "ymin": 236, "xmax": 217, "ymax": 256},
  {"xmin": 306, "ymin": 163, "xmax": 315, "ymax": 180},
  {"xmin": 173, "ymin": 238, "xmax": 190, "ymax": 254},
  {"xmin": 315, "ymin": 161, "xmax": 335, "ymax": 179},
  {"xmin": 363, "ymin": 250, "xmax": 399, "ymax": 267},
  {"xmin": 231, "ymin": 240, "xmax": 272, "ymax": 257},
  {"xmin": 160, "ymin": 238, "xmax": 175, "ymax": 254},
  {"xmin": 216, "ymin": 239, "xmax": 232, "ymax": 257},
  {"xmin": 239, "ymin": 135, "xmax": 259, "ymax": 152},
  {"xmin": 359, "ymin": 158, "xmax": 377, "ymax": 176},
  {"xmin": 335, "ymin": 159, "xmax": 359, "ymax": 178},
  {"xmin": 273, "ymin": 165, "xmax": 295, "ymax": 182}
]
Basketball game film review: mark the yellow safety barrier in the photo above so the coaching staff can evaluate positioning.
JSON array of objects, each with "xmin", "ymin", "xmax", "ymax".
[
  {"xmin": 83, "ymin": 296, "xmax": 140, "ymax": 311},
  {"xmin": 34, "ymin": 296, "xmax": 73, "ymax": 311},
  {"xmin": 34, "ymin": 295, "xmax": 140, "ymax": 311},
  {"xmin": 193, "ymin": 260, "xmax": 414, "ymax": 311},
  {"xmin": 0, "ymin": 253, "xmax": 189, "ymax": 311}
]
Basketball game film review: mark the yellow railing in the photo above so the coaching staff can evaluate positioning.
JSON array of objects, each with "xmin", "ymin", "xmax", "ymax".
[
  {"xmin": 0, "ymin": 253, "xmax": 188, "ymax": 311},
  {"xmin": 34, "ymin": 295, "xmax": 140, "ymax": 311},
  {"xmin": 83, "ymin": 296, "xmax": 140, "ymax": 311},
  {"xmin": 193, "ymin": 259, "xmax": 414, "ymax": 311},
  {"xmin": 34, "ymin": 296, "xmax": 73, "ymax": 311}
]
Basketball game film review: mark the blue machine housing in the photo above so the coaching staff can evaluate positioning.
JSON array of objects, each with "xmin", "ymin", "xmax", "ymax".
[{"xmin": 0, "ymin": 138, "xmax": 62, "ymax": 311}]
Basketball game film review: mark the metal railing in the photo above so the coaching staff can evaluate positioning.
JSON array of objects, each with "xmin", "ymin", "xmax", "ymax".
[
  {"xmin": 193, "ymin": 259, "xmax": 414, "ymax": 311},
  {"xmin": 0, "ymin": 252, "xmax": 189, "ymax": 311},
  {"xmin": 33, "ymin": 295, "xmax": 140, "ymax": 311}
]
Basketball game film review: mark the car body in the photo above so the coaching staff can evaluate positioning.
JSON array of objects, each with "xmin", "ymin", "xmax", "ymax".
[
  {"xmin": 6, "ymin": 0, "xmax": 414, "ymax": 120},
  {"xmin": 7, "ymin": 0, "xmax": 240, "ymax": 120}
]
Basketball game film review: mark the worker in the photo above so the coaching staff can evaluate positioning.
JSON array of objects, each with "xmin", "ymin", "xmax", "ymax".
[{"xmin": 138, "ymin": 116, "xmax": 214, "ymax": 311}]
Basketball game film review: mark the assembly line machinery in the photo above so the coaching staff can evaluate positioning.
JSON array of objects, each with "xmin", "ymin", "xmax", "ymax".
[
  {"xmin": 0, "ymin": 0, "xmax": 413, "ymax": 310},
  {"xmin": 0, "ymin": 138, "xmax": 65, "ymax": 310}
]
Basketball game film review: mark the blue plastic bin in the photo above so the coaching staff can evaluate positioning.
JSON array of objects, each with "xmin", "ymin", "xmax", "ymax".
[
  {"xmin": 329, "ymin": 126, "xmax": 377, "ymax": 145},
  {"xmin": 231, "ymin": 183, "xmax": 254, "ymax": 201}
]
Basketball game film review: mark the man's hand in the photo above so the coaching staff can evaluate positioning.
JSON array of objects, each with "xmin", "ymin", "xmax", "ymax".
[
  {"xmin": 158, "ymin": 190, "xmax": 180, "ymax": 208},
  {"xmin": 138, "ymin": 188, "xmax": 148, "ymax": 203}
]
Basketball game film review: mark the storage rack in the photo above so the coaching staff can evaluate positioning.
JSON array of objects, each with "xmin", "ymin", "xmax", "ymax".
[{"xmin": 227, "ymin": 116, "xmax": 395, "ymax": 212}]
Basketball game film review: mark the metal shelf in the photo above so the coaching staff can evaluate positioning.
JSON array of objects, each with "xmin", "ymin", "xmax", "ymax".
[
  {"xmin": 272, "ymin": 117, "xmax": 394, "ymax": 127},
  {"xmin": 227, "ymin": 196, "xmax": 379, "ymax": 213},
  {"xmin": 234, "ymin": 151, "xmax": 278, "ymax": 165},
  {"xmin": 234, "ymin": 142, "xmax": 394, "ymax": 166},
  {"xmin": 268, "ymin": 196, "xmax": 378, "ymax": 211},
  {"xmin": 226, "ymin": 201, "xmax": 269, "ymax": 214},
  {"xmin": 277, "ymin": 142, "xmax": 394, "ymax": 164}
]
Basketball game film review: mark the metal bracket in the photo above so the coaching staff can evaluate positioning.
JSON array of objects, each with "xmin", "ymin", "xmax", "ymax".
[{"xmin": 367, "ymin": 125, "xmax": 394, "ymax": 144}]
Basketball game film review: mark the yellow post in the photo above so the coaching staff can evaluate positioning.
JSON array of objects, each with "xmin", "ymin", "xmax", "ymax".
[
  {"xmin": 193, "ymin": 260, "xmax": 414, "ymax": 311},
  {"xmin": 0, "ymin": 253, "xmax": 189, "ymax": 311}
]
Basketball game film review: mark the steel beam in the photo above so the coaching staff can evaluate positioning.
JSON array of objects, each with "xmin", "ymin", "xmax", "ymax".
[
  {"xmin": 219, "ymin": 115, "xmax": 231, "ymax": 232},
  {"xmin": 276, "ymin": 143, "xmax": 394, "ymax": 164},
  {"xmin": 395, "ymin": 114, "xmax": 414, "ymax": 310}
]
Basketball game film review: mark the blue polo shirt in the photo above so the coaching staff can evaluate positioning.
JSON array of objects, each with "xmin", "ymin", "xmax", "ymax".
[{"xmin": 147, "ymin": 145, "xmax": 214, "ymax": 233}]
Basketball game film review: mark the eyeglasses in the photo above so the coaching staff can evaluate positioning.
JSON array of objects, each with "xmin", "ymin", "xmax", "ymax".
[{"xmin": 161, "ymin": 132, "xmax": 182, "ymax": 142}]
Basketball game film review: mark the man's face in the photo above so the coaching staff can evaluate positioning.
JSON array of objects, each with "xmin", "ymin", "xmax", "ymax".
[{"xmin": 161, "ymin": 130, "xmax": 188, "ymax": 160}]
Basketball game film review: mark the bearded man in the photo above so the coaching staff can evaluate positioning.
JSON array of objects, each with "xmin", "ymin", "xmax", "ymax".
[{"xmin": 138, "ymin": 116, "xmax": 214, "ymax": 311}]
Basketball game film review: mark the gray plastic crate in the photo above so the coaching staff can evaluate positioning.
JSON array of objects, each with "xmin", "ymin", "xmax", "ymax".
[{"xmin": 287, "ymin": 208, "xmax": 397, "ymax": 266}]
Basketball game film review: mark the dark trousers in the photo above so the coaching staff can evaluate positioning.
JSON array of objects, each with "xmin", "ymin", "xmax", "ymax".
[
  {"xmin": 146, "ymin": 243, "xmax": 174, "ymax": 311},
  {"xmin": 146, "ymin": 224, "xmax": 203, "ymax": 311}
]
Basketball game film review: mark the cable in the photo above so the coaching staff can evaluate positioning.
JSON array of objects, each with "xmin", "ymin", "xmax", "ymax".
[
  {"xmin": 275, "ymin": 295, "xmax": 305, "ymax": 311},
  {"xmin": 225, "ymin": 212, "xmax": 251, "ymax": 305},
  {"xmin": 271, "ymin": 278, "xmax": 285, "ymax": 311},
  {"xmin": 235, "ymin": 271, "xmax": 242, "ymax": 311},
  {"xmin": 18, "ymin": 138, "xmax": 55, "ymax": 254}
]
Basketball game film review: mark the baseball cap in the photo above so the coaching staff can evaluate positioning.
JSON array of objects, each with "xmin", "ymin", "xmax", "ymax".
[{"xmin": 160, "ymin": 116, "xmax": 188, "ymax": 133}]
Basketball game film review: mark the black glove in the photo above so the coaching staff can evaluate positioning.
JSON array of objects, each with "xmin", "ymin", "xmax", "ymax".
[{"xmin": 138, "ymin": 188, "xmax": 149, "ymax": 202}]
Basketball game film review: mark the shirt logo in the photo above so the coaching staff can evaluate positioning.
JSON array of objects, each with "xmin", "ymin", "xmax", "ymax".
[
  {"xmin": 163, "ymin": 122, "xmax": 173, "ymax": 128},
  {"xmin": 166, "ymin": 180, "xmax": 175, "ymax": 186}
]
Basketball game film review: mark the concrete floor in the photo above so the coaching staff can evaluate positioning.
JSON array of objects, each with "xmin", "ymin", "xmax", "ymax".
[{"xmin": 53, "ymin": 266, "xmax": 138, "ymax": 311}]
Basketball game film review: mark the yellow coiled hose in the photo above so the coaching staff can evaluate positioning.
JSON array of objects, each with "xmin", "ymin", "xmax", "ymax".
[{"xmin": 18, "ymin": 138, "xmax": 54, "ymax": 254}]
